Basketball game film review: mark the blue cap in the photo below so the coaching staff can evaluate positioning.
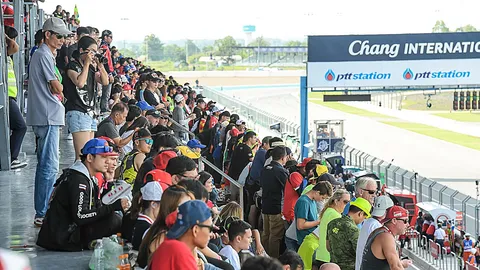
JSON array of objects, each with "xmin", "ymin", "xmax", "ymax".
[
  {"xmin": 137, "ymin": 101, "xmax": 154, "ymax": 111},
  {"xmin": 81, "ymin": 138, "xmax": 116, "ymax": 156},
  {"xmin": 187, "ymin": 139, "xmax": 206, "ymax": 149},
  {"xmin": 167, "ymin": 200, "xmax": 212, "ymax": 239}
]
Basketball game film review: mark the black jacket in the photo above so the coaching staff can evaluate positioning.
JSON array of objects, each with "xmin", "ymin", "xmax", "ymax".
[
  {"xmin": 37, "ymin": 161, "xmax": 122, "ymax": 251},
  {"xmin": 260, "ymin": 160, "xmax": 289, "ymax": 215}
]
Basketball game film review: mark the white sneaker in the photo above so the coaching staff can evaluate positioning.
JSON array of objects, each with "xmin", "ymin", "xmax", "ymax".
[
  {"xmin": 67, "ymin": 133, "xmax": 73, "ymax": 140},
  {"xmin": 11, "ymin": 159, "xmax": 27, "ymax": 169},
  {"xmin": 34, "ymin": 217, "xmax": 44, "ymax": 227}
]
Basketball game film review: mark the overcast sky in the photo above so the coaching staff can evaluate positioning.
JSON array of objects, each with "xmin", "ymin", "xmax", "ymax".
[{"xmin": 39, "ymin": 0, "xmax": 480, "ymax": 42}]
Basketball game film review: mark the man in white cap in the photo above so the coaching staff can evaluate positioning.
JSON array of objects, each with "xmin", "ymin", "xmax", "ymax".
[
  {"xmin": 355, "ymin": 195, "xmax": 394, "ymax": 270},
  {"xmin": 172, "ymin": 94, "xmax": 194, "ymax": 141},
  {"xmin": 27, "ymin": 17, "xmax": 72, "ymax": 227}
]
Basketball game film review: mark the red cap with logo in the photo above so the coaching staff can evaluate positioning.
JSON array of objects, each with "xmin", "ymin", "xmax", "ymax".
[{"xmin": 384, "ymin": 205, "xmax": 409, "ymax": 221}]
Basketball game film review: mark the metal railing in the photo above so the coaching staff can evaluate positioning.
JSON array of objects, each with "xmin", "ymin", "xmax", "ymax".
[
  {"xmin": 404, "ymin": 230, "xmax": 467, "ymax": 270},
  {"xmin": 166, "ymin": 114, "xmax": 244, "ymax": 208},
  {"xmin": 202, "ymin": 85, "xmax": 480, "ymax": 239}
]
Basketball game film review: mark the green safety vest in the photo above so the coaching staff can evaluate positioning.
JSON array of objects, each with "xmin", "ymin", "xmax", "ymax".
[{"xmin": 7, "ymin": 57, "xmax": 17, "ymax": 98}]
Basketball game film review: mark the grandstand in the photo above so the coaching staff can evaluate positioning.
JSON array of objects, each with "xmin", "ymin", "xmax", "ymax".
[{"xmin": 234, "ymin": 46, "xmax": 307, "ymax": 67}]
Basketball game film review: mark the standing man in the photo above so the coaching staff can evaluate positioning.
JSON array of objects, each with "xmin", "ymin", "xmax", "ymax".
[
  {"xmin": 27, "ymin": 17, "xmax": 72, "ymax": 227},
  {"xmin": 355, "ymin": 195, "xmax": 394, "ymax": 270},
  {"xmin": 360, "ymin": 206, "xmax": 412, "ymax": 270},
  {"xmin": 99, "ymin": 30, "xmax": 114, "ymax": 113},
  {"xmin": 172, "ymin": 94, "xmax": 195, "ymax": 141},
  {"xmin": 343, "ymin": 177, "xmax": 378, "ymax": 216},
  {"xmin": 260, "ymin": 146, "xmax": 289, "ymax": 258},
  {"xmin": 326, "ymin": 198, "xmax": 372, "ymax": 270},
  {"xmin": 5, "ymin": 25, "xmax": 27, "ymax": 169}
]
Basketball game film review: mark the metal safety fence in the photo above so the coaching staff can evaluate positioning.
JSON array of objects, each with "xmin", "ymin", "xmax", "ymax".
[
  {"xmin": 404, "ymin": 230, "xmax": 465, "ymax": 270},
  {"xmin": 343, "ymin": 145, "xmax": 480, "ymax": 240}
]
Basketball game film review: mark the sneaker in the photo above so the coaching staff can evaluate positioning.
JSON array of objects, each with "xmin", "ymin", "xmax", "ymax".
[
  {"xmin": 34, "ymin": 217, "xmax": 44, "ymax": 227},
  {"xmin": 67, "ymin": 133, "xmax": 73, "ymax": 140},
  {"xmin": 11, "ymin": 159, "xmax": 27, "ymax": 169}
]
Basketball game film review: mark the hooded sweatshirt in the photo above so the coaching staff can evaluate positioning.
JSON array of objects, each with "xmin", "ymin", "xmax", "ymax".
[{"xmin": 37, "ymin": 161, "xmax": 123, "ymax": 251}]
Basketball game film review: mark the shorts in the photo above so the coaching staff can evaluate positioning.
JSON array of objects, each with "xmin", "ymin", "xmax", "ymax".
[{"xmin": 66, "ymin": 110, "xmax": 97, "ymax": 133}]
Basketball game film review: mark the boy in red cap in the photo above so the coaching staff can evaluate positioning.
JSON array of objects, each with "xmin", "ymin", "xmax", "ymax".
[{"xmin": 360, "ymin": 206, "xmax": 412, "ymax": 270}]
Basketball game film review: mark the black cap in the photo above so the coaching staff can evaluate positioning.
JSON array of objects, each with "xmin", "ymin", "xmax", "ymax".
[
  {"xmin": 196, "ymin": 94, "xmax": 206, "ymax": 99},
  {"xmin": 196, "ymin": 98, "xmax": 205, "ymax": 104},
  {"xmin": 146, "ymin": 73, "xmax": 160, "ymax": 82},
  {"xmin": 101, "ymin": 29, "xmax": 112, "ymax": 38},
  {"xmin": 146, "ymin": 109, "xmax": 161, "ymax": 118}
]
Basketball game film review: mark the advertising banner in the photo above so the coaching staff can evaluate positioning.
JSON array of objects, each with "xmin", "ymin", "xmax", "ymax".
[{"xmin": 307, "ymin": 32, "xmax": 480, "ymax": 88}]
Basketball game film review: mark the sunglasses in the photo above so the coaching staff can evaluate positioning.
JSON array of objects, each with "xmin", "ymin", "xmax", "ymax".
[
  {"xmin": 49, "ymin": 31, "xmax": 66, "ymax": 39},
  {"xmin": 343, "ymin": 200, "xmax": 350, "ymax": 204},
  {"xmin": 196, "ymin": 224, "xmax": 214, "ymax": 233},
  {"xmin": 362, "ymin": 188, "xmax": 377, "ymax": 195},
  {"xmin": 398, "ymin": 218, "xmax": 409, "ymax": 224},
  {"xmin": 137, "ymin": 138, "xmax": 153, "ymax": 145}
]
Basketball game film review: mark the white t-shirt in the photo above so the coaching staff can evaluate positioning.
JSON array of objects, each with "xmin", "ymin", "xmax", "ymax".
[
  {"xmin": 434, "ymin": 228, "xmax": 446, "ymax": 240},
  {"xmin": 355, "ymin": 218, "xmax": 382, "ymax": 270},
  {"xmin": 219, "ymin": 245, "xmax": 241, "ymax": 270}
]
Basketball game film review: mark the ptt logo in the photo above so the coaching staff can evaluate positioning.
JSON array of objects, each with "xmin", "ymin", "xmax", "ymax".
[
  {"xmin": 403, "ymin": 68, "xmax": 471, "ymax": 80},
  {"xmin": 324, "ymin": 69, "xmax": 391, "ymax": 82}
]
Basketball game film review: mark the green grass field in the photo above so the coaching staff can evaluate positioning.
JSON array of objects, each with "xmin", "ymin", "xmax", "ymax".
[
  {"xmin": 381, "ymin": 121, "xmax": 480, "ymax": 150},
  {"xmin": 433, "ymin": 112, "xmax": 480, "ymax": 122},
  {"xmin": 308, "ymin": 99, "xmax": 480, "ymax": 150}
]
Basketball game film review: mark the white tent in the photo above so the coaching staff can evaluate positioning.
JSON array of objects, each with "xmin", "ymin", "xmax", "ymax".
[{"xmin": 416, "ymin": 202, "xmax": 457, "ymax": 223}]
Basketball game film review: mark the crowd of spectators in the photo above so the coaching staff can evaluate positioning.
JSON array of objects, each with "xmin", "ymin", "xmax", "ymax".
[{"xmin": 1, "ymin": 6, "xmax": 426, "ymax": 270}]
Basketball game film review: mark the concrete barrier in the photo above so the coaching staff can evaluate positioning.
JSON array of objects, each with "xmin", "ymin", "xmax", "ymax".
[{"xmin": 168, "ymin": 70, "xmax": 306, "ymax": 78}]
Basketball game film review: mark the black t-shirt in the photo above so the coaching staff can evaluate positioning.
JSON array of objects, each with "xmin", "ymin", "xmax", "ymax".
[
  {"xmin": 63, "ymin": 59, "xmax": 97, "ymax": 113},
  {"xmin": 132, "ymin": 215, "xmax": 154, "ymax": 251},
  {"xmin": 228, "ymin": 143, "xmax": 253, "ymax": 180},
  {"xmin": 143, "ymin": 90, "xmax": 159, "ymax": 107},
  {"xmin": 120, "ymin": 211, "xmax": 136, "ymax": 243}
]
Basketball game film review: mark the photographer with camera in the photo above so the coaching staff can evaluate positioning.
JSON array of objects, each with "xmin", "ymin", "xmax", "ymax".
[
  {"xmin": 64, "ymin": 36, "xmax": 109, "ymax": 160},
  {"xmin": 99, "ymin": 30, "xmax": 114, "ymax": 113}
]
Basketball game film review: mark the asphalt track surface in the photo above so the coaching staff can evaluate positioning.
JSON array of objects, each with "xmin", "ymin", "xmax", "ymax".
[{"xmin": 228, "ymin": 87, "xmax": 480, "ymax": 198}]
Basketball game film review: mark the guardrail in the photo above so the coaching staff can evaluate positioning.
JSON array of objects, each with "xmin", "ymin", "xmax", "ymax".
[{"xmin": 201, "ymin": 85, "xmax": 480, "ymax": 239}]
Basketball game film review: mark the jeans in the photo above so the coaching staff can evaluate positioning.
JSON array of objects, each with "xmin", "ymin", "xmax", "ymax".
[
  {"xmin": 9, "ymin": 97, "xmax": 27, "ymax": 160},
  {"xmin": 100, "ymin": 83, "xmax": 112, "ymax": 112},
  {"xmin": 285, "ymin": 236, "xmax": 300, "ymax": 252},
  {"xmin": 33, "ymin": 125, "xmax": 60, "ymax": 218}
]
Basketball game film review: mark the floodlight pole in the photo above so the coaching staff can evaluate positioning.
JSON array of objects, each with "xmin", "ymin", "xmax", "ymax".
[{"xmin": 300, "ymin": 76, "xmax": 309, "ymax": 159}]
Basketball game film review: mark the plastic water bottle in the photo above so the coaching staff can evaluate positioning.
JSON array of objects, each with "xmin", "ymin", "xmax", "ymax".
[
  {"xmin": 94, "ymin": 239, "xmax": 105, "ymax": 270},
  {"xmin": 117, "ymin": 254, "xmax": 130, "ymax": 270}
]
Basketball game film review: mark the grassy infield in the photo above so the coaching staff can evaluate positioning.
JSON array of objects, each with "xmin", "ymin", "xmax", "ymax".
[{"xmin": 308, "ymin": 93, "xmax": 480, "ymax": 151}]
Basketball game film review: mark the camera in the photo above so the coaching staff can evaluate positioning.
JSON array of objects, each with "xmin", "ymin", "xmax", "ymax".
[{"xmin": 95, "ymin": 53, "xmax": 108, "ymax": 65}]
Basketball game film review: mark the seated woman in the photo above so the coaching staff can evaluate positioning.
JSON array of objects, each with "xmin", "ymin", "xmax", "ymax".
[
  {"xmin": 217, "ymin": 201, "xmax": 266, "ymax": 256},
  {"xmin": 121, "ymin": 127, "xmax": 151, "ymax": 185},
  {"xmin": 131, "ymin": 181, "xmax": 162, "ymax": 251},
  {"xmin": 136, "ymin": 186, "xmax": 192, "ymax": 268}
]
